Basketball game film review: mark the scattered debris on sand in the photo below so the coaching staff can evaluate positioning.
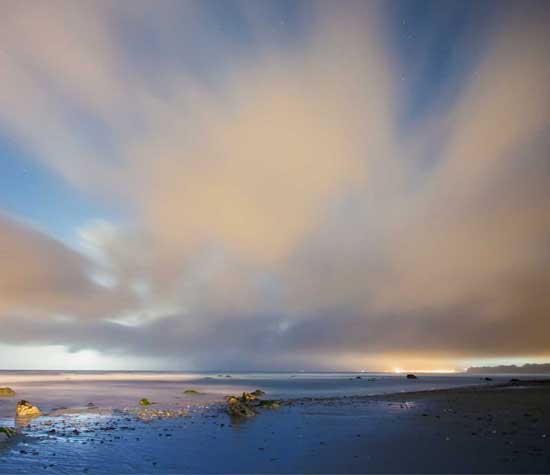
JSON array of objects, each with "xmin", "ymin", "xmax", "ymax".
[
  {"xmin": 125, "ymin": 407, "xmax": 188, "ymax": 421},
  {"xmin": 47, "ymin": 406, "xmax": 113, "ymax": 417}
]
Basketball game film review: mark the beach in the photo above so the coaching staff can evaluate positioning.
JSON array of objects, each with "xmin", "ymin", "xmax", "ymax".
[{"xmin": 0, "ymin": 373, "xmax": 548, "ymax": 473}]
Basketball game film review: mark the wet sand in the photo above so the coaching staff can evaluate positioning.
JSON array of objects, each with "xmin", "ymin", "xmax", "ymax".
[{"xmin": 0, "ymin": 381, "xmax": 548, "ymax": 473}]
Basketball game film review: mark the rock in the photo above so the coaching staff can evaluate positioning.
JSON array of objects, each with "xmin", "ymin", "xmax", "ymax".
[
  {"xmin": 0, "ymin": 387, "xmax": 15, "ymax": 397},
  {"xmin": 183, "ymin": 389, "xmax": 200, "ymax": 395},
  {"xmin": 0, "ymin": 427, "xmax": 16, "ymax": 441},
  {"xmin": 225, "ymin": 395, "xmax": 257, "ymax": 417},
  {"xmin": 225, "ymin": 395, "xmax": 240, "ymax": 405},
  {"xmin": 15, "ymin": 400, "xmax": 41, "ymax": 417},
  {"xmin": 139, "ymin": 398, "xmax": 151, "ymax": 406},
  {"xmin": 258, "ymin": 400, "xmax": 281, "ymax": 409},
  {"xmin": 224, "ymin": 390, "xmax": 278, "ymax": 416},
  {"xmin": 241, "ymin": 392, "xmax": 258, "ymax": 402},
  {"xmin": 229, "ymin": 402, "xmax": 256, "ymax": 417},
  {"xmin": 406, "ymin": 374, "xmax": 418, "ymax": 379},
  {"xmin": 484, "ymin": 377, "xmax": 493, "ymax": 381}
]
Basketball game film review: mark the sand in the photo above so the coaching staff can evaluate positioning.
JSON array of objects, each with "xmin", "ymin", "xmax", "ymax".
[{"xmin": 0, "ymin": 380, "xmax": 548, "ymax": 473}]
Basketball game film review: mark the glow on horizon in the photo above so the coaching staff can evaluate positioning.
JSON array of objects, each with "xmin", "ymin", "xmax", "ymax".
[{"xmin": 392, "ymin": 368, "xmax": 458, "ymax": 374}]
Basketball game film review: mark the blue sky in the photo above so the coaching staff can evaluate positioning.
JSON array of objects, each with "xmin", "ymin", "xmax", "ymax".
[
  {"xmin": 0, "ymin": 132, "xmax": 121, "ymax": 246},
  {"xmin": 0, "ymin": 0, "xmax": 548, "ymax": 370}
]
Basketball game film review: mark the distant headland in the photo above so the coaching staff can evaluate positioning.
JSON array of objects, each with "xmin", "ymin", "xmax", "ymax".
[{"xmin": 466, "ymin": 363, "xmax": 550, "ymax": 374}]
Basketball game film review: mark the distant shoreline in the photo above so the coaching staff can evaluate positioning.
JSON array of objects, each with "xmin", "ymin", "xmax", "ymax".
[{"xmin": 466, "ymin": 363, "xmax": 550, "ymax": 374}]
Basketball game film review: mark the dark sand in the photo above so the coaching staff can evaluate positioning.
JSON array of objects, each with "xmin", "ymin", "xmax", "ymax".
[{"xmin": 0, "ymin": 381, "xmax": 548, "ymax": 473}]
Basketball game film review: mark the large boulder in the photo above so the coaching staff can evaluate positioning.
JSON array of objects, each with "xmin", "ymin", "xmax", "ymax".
[
  {"xmin": 225, "ymin": 391, "xmax": 280, "ymax": 417},
  {"xmin": 0, "ymin": 387, "xmax": 15, "ymax": 397},
  {"xmin": 15, "ymin": 400, "xmax": 41, "ymax": 417},
  {"xmin": 225, "ymin": 395, "xmax": 257, "ymax": 417}
]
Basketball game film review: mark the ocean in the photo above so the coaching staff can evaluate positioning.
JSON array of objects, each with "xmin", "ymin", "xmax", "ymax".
[
  {"xmin": 1, "ymin": 371, "xmax": 548, "ymax": 473},
  {"xmin": 0, "ymin": 370, "xmax": 516, "ymax": 419}
]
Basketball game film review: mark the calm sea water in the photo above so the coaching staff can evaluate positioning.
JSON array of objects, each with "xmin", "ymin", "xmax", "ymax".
[{"xmin": 0, "ymin": 370, "xmax": 518, "ymax": 419}]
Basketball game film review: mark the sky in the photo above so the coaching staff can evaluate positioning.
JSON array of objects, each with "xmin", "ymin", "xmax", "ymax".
[{"xmin": 0, "ymin": 0, "xmax": 548, "ymax": 372}]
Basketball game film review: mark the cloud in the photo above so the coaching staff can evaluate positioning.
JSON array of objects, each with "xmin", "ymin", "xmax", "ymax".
[
  {"xmin": 0, "ymin": 0, "xmax": 548, "ymax": 369},
  {"xmin": 0, "ymin": 214, "xmax": 136, "ymax": 319}
]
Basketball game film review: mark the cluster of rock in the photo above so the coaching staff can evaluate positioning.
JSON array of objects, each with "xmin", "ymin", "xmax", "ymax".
[
  {"xmin": 0, "ymin": 388, "xmax": 42, "ymax": 420},
  {"xmin": 225, "ymin": 390, "xmax": 280, "ymax": 417},
  {"xmin": 4, "ymin": 388, "xmax": 278, "ymax": 423}
]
